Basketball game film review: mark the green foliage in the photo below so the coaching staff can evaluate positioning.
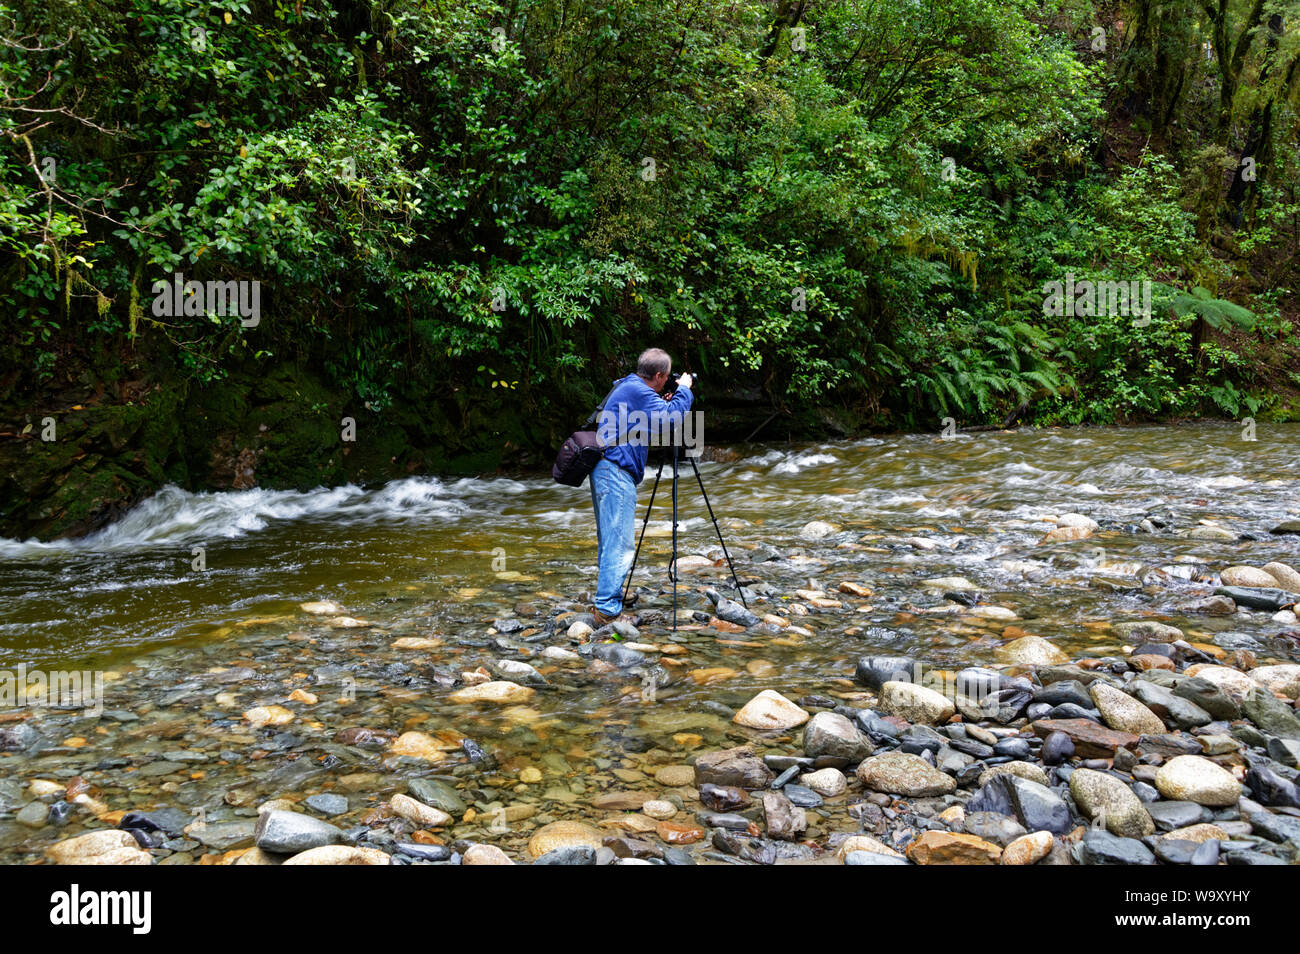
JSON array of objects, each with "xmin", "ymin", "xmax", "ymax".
[{"xmin": 0, "ymin": 0, "xmax": 1291, "ymax": 435}]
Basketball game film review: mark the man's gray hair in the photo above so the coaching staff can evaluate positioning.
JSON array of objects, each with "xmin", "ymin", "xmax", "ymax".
[{"xmin": 637, "ymin": 348, "xmax": 671, "ymax": 379}]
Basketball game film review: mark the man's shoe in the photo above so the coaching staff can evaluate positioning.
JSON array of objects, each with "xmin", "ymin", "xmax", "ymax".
[{"xmin": 590, "ymin": 606, "xmax": 623, "ymax": 627}]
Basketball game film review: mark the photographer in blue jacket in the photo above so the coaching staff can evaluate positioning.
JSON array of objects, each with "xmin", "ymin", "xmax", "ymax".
[{"xmin": 588, "ymin": 348, "xmax": 694, "ymax": 625}]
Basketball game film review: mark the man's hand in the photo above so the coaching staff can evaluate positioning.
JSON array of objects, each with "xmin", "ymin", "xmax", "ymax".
[{"xmin": 676, "ymin": 373, "xmax": 693, "ymax": 391}]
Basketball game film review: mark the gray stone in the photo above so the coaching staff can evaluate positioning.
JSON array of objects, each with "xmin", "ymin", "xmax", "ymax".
[
  {"xmin": 1154, "ymin": 838, "xmax": 1200, "ymax": 864},
  {"xmin": 1145, "ymin": 801, "xmax": 1210, "ymax": 831},
  {"xmin": 533, "ymin": 845, "xmax": 599, "ymax": 865},
  {"xmin": 967, "ymin": 774, "xmax": 1072, "ymax": 834},
  {"xmin": 1246, "ymin": 810, "xmax": 1300, "ymax": 845},
  {"xmin": 1242, "ymin": 688, "xmax": 1300, "ymax": 740},
  {"xmin": 963, "ymin": 811, "xmax": 1027, "ymax": 846},
  {"xmin": 254, "ymin": 809, "xmax": 345, "ymax": 854},
  {"xmin": 694, "ymin": 746, "xmax": 775, "ymax": 790},
  {"xmin": 844, "ymin": 850, "xmax": 911, "ymax": 865},
  {"xmin": 1080, "ymin": 829, "xmax": 1156, "ymax": 865},
  {"xmin": 1174, "ymin": 678, "xmax": 1240, "ymax": 721},
  {"xmin": 406, "ymin": 778, "xmax": 467, "ymax": 815},
  {"xmin": 1127, "ymin": 681, "xmax": 1211, "ymax": 730},
  {"xmin": 802, "ymin": 711, "xmax": 873, "ymax": 763},
  {"xmin": 0, "ymin": 724, "xmax": 39, "ymax": 751},
  {"xmin": 191, "ymin": 820, "xmax": 257, "ymax": 850},
  {"xmin": 15, "ymin": 801, "xmax": 49, "ymax": 828},
  {"xmin": 761, "ymin": 791, "xmax": 807, "ymax": 841},
  {"xmin": 854, "ymin": 655, "xmax": 919, "ymax": 690},
  {"xmin": 304, "ymin": 793, "xmax": 349, "ymax": 816}
]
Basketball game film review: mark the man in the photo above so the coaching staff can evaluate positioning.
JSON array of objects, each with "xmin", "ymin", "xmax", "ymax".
[{"xmin": 588, "ymin": 348, "xmax": 694, "ymax": 625}]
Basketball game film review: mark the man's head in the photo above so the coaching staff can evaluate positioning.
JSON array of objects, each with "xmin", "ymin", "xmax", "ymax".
[{"xmin": 636, "ymin": 348, "xmax": 672, "ymax": 392}]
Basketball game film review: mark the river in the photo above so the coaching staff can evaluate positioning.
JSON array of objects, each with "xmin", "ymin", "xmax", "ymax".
[{"xmin": 1, "ymin": 421, "xmax": 1298, "ymax": 864}]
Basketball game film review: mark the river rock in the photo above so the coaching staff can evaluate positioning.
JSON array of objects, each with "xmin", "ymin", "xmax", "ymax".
[
  {"xmin": 254, "ymin": 809, "xmax": 345, "ymax": 854},
  {"xmin": 854, "ymin": 655, "xmax": 918, "ymax": 689},
  {"xmin": 963, "ymin": 811, "xmax": 1027, "ymax": 846},
  {"xmin": 977, "ymin": 761, "xmax": 1049, "ymax": 788},
  {"xmin": 388, "ymin": 731, "xmax": 448, "ymax": 762},
  {"xmin": 1262, "ymin": 561, "xmax": 1300, "ymax": 590},
  {"xmin": 1245, "ymin": 763, "xmax": 1300, "ymax": 808},
  {"xmin": 449, "ymin": 680, "xmax": 535, "ymax": 704},
  {"xmin": 463, "ymin": 843, "xmax": 516, "ymax": 865},
  {"xmin": 1155, "ymin": 755, "xmax": 1242, "ymax": 806},
  {"xmin": 706, "ymin": 588, "xmax": 761, "ymax": 627},
  {"xmin": 46, "ymin": 829, "xmax": 153, "ymax": 865},
  {"xmin": 1068, "ymin": 768, "xmax": 1154, "ymax": 837},
  {"xmin": 1173, "ymin": 677, "xmax": 1241, "ymax": 720},
  {"xmin": 1146, "ymin": 800, "xmax": 1211, "ymax": 831},
  {"xmin": 879, "ymin": 680, "xmax": 955, "ymax": 725},
  {"xmin": 281, "ymin": 846, "xmax": 390, "ymax": 865},
  {"xmin": 1214, "ymin": 585, "xmax": 1297, "ymax": 610},
  {"xmin": 906, "ymin": 830, "xmax": 1001, "ymax": 864},
  {"xmin": 1113, "ymin": 621, "xmax": 1184, "ymax": 641},
  {"xmin": 641, "ymin": 800, "xmax": 677, "ymax": 820},
  {"xmin": 835, "ymin": 834, "xmax": 903, "ymax": 859},
  {"xmin": 1162, "ymin": 823, "xmax": 1228, "ymax": 844},
  {"xmin": 243, "ymin": 705, "xmax": 295, "ymax": 727},
  {"xmin": 1242, "ymin": 687, "xmax": 1300, "ymax": 739},
  {"xmin": 407, "ymin": 778, "xmax": 466, "ymax": 815},
  {"xmin": 761, "ymin": 792, "xmax": 807, "ymax": 840},
  {"xmin": 856, "ymin": 751, "xmax": 956, "ymax": 797},
  {"xmin": 800, "ymin": 520, "xmax": 839, "ymax": 540},
  {"xmin": 304, "ymin": 793, "xmax": 348, "ymax": 816},
  {"xmin": 802, "ymin": 711, "xmax": 872, "ymax": 762},
  {"xmin": 1221, "ymin": 565, "xmax": 1281, "ymax": 588},
  {"xmin": 1128, "ymin": 680, "xmax": 1211, "ymax": 729},
  {"xmin": 1246, "ymin": 810, "xmax": 1300, "ymax": 845},
  {"xmin": 1080, "ymin": 829, "xmax": 1155, "ymax": 865},
  {"xmin": 0, "ymin": 724, "xmax": 39, "ymax": 752},
  {"xmin": 389, "ymin": 793, "xmax": 452, "ymax": 828},
  {"xmin": 1250, "ymin": 665, "xmax": 1300, "ymax": 700},
  {"xmin": 801, "ymin": 767, "xmax": 847, "ymax": 797},
  {"xmin": 527, "ymin": 820, "xmax": 603, "ymax": 858},
  {"xmin": 1089, "ymin": 682, "xmax": 1166, "ymax": 735},
  {"xmin": 1031, "ymin": 718, "xmax": 1138, "ymax": 758},
  {"xmin": 996, "ymin": 635, "xmax": 1069, "ymax": 666},
  {"xmin": 1041, "ymin": 730, "xmax": 1075, "ymax": 765},
  {"xmin": 654, "ymin": 765, "xmax": 696, "ymax": 787},
  {"xmin": 1057, "ymin": 512, "xmax": 1100, "ymax": 531},
  {"xmin": 967, "ymin": 774, "xmax": 1072, "ymax": 834},
  {"xmin": 694, "ymin": 746, "xmax": 774, "ymax": 789},
  {"xmin": 733, "ymin": 690, "xmax": 809, "ymax": 730},
  {"xmin": 1001, "ymin": 830, "xmax": 1054, "ymax": 865}
]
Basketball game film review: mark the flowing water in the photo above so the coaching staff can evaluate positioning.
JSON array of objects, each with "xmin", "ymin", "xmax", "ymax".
[{"xmin": 1, "ymin": 421, "xmax": 1298, "ymax": 862}]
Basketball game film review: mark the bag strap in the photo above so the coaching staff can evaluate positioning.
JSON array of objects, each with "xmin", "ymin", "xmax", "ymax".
[{"xmin": 583, "ymin": 381, "xmax": 620, "ymax": 428}]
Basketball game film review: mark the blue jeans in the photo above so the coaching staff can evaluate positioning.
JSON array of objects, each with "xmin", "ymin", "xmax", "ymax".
[{"xmin": 590, "ymin": 457, "xmax": 637, "ymax": 616}]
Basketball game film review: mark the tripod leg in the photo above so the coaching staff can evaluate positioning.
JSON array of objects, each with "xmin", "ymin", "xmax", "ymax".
[
  {"xmin": 671, "ymin": 445, "xmax": 679, "ymax": 631},
  {"xmin": 622, "ymin": 459, "xmax": 664, "ymax": 608},
  {"xmin": 688, "ymin": 454, "xmax": 749, "ymax": 608}
]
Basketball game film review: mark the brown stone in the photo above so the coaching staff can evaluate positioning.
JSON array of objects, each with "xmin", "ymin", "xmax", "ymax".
[
  {"xmin": 592, "ymin": 791, "xmax": 651, "ymax": 811},
  {"xmin": 1001, "ymin": 831, "xmax": 1054, "ymax": 865},
  {"xmin": 693, "ymin": 746, "xmax": 775, "ymax": 790},
  {"xmin": 905, "ymin": 830, "xmax": 1002, "ymax": 865},
  {"xmin": 1031, "ymin": 718, "xmax": 1140, "ymax": 758}
]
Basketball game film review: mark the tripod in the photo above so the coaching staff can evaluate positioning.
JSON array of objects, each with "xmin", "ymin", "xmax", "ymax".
[{"xmin": 621, "ymin": 443, "xmax": 748, "ymax": 630}]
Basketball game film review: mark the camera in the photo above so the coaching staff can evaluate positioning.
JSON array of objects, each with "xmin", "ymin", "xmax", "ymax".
[{"xmin": 661, "ymin": 371, "xmax": 695, "ymax": 398}]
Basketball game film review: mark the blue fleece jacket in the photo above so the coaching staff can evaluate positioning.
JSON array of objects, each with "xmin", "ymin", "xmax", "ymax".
[{"xmin": 595, "ymin": 373, "xmax": 695, "ymax": 484}]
